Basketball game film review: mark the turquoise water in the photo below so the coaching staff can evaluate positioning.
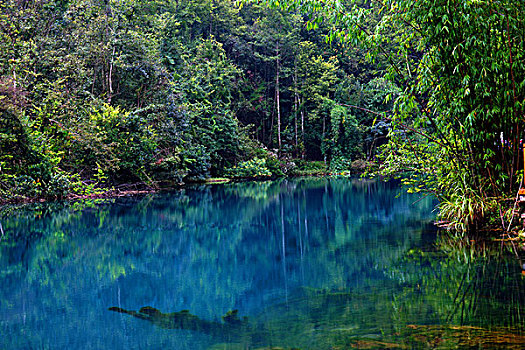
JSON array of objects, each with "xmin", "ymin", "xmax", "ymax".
[{"xmin": 1, "ymin": 177, "xmax": 525, "ymax": 349}]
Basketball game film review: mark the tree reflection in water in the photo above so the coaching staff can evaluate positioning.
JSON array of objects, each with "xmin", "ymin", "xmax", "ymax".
[{"xmin": 1, "ymin": 178, "xmax": 525, "ymax": 349}]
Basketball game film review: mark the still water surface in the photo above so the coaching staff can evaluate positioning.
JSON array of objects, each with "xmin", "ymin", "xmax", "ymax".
[{"xmin": 1, "ymin": 178, "xmax": 525, "ymax": 349}]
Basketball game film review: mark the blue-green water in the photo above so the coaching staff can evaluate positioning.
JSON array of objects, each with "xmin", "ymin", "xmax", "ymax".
[{"xmin": 1, "ymin": 178, "xmax": 525, "ymax": 349}]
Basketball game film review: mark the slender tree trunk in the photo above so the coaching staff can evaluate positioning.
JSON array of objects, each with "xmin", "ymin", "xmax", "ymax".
[
  {"xmin": 300, "ymin": 97, "xmax": 305, "ymax": 159},
  {"xmin": 92, "ymin": 69, "xmax": 96, "ymax": 95},
  {"xmin": 506, "ymin": 14, "xmax": 518, "ymax": 192},
  {"xmin": 209, "ymin": 0, "xmax": 214, "ymax": 37},
  {"xmin": 293, "ymin": 64, "xmax": 298, "ymax": 153},
  {"xmin": 269, "ymin": 108, "xmax": 275, "ymax": 149},
  {"xmin": 105, "ymin": 0, "xmax": 115, "ymax": 104},
  {"xmin": 262, "ymin": 114, "xmax": 266, "ymax": 145},
  {"xmin": 108, "ymin": 46, "xmax": 115, "ymax": 104},
  {"xmin": 276, "ymin": 42, "xmax": 282, "ymax": 153},
  {"xmin": 322, "ymin": 111, "xmax": 326, "ymax": 165},
  {"xmin": 267, "ymin": 67, "xmax": 274, "ymax": 148}
]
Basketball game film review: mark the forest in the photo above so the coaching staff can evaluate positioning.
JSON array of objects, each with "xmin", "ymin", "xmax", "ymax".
[{"xmin": 1, "ymin": 0, "xmax": 524, "ymax": 232}]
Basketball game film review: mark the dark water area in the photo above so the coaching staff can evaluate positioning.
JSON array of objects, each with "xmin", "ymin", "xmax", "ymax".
[{"xmin": 1, "ymin": 177, "xmax": 525, "ymax": 349}]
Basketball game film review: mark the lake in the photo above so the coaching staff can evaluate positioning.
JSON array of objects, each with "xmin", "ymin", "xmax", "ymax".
[{"xmin": 1, "ymin": 177, "xmax": 525, "ymax": 349}]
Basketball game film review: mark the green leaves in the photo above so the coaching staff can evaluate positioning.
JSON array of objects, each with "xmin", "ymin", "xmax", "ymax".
[
  {"xmin": 244, "ymin": 0, "xmax": 525, "ymax": 230},
  {"xmin": 226, "ymin": 157, "xmax": 273, "ymax": 178}
]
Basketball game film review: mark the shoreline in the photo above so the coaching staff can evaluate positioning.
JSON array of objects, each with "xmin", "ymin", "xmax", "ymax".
[
  {"xmin": 0, "ymin": 171, "xmax": 366, "ymax": 207},
  {"xmin": 2, "ymin": 175, "xmax": 524, "ymax": 243}
]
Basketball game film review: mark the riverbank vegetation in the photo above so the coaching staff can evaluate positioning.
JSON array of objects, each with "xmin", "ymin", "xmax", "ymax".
[
  {"xmin": 1, "ymin": 0, "xmax": 524, "ymax": 233},
  {"xmin": 0, "ymin": 0, "xmax": 392, "ymax": 203},
  {"xmin": 243, "ymin": 0, "xmax": 525, "ymax": 233}
]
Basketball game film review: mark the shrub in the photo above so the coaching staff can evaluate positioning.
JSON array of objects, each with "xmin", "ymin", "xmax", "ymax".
[
  {"xmin": 329, "ymin": 156, "xmax": 352, "ymax": 174},
  {"xmin": 226, "ymin": 157, "xmax": 272, "ymax": 178}
]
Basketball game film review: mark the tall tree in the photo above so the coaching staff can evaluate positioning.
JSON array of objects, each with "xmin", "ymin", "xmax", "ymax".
[{"xmin": 246, "ymin": 0, "xmax": 525, "ymax": 230}]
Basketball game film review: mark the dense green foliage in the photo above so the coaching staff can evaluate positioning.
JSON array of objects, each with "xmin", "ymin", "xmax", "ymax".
[
  {"xmin": 0, "ymin": 0, "xmax": 390, "ymax": 202},
  {"xmin": 247, "ymin": 0, "xmax": 525, "ymax": 231},
  {"xmin": 3, "ymin": 0, "xmax": 524, "ymax": 233},
  {"xmin": 381, "ymin": 0, "xmax": 525, "ymax": 231}
]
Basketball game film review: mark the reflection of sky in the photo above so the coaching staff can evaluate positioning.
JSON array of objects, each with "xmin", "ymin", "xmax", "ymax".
[{"xmin": 0, "ymin": 178, "xmax": 438, "ymax": 349}]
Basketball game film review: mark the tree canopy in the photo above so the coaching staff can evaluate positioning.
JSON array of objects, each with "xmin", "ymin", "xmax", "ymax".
[
  {"xmin": 1, "ymin": 0, "xmax": 389, "ymax": 200},
  {"xmin": 244, "ymin": 0, "xmax": 525, "ymax": 230},
  {"xmin": 2, "ymin": 0, "xmax": 524, "ymax": 231}
]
